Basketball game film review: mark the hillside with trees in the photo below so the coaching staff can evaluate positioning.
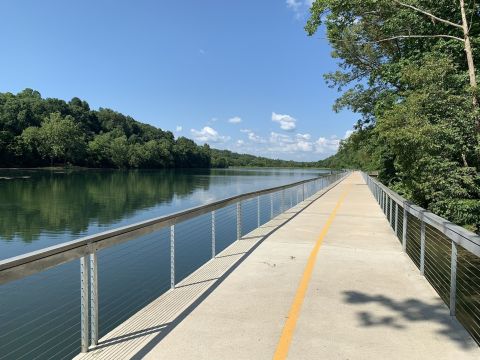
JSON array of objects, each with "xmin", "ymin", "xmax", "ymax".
[
  {"xmin": 307, "ymin": 0, "xmax": 480, "ymax": 231},
  {"xmin": 0, "ymin": 89, "xmax": 327, "ymax": 170}
]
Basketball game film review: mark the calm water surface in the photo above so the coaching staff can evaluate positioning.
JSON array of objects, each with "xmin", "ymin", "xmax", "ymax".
[
  {"xmin": 0, "ymin": 168, "xmax": 328, "ymax": 360},
  {"xmin": 0, "ymin": 168, "xmax": 326, "ymax": 260}
]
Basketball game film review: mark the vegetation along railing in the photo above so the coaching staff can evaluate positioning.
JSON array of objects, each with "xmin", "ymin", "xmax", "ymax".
[
  {"xmin": 0, "ymin": 171, "xmax": 346, "ymax": 360},
  {"xmin": 362, "ymin": 172, "xmax": 480, "ymax": 345}
]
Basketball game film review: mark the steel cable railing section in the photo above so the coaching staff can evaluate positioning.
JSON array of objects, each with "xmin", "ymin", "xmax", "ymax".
[
  {"xmin": 361, "ymin": 172, "xmax": 480, "ymax": 346},
  {"xmin": 0, "ymin": 171, "xmax": 347, "ymax": 359}
]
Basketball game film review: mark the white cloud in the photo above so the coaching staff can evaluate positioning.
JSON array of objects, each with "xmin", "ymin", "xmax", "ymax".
[
  {"xmin": 314, "ymin": 136, "xmax": 340, "ymax": 154},
  {"xmin": 286, "ymin": 0, "xmax": 314, "ymax": 18},
  {"xmin": 240, "ymin": 129, "xmax": 266, "ymax": 143},
  {"xmin": 268, "ymin": 132, "xmax": 312, "ymax": 153},
  {"xmin": 228, "ymin": 116, "xmax": 242, "ymax": 124},
  {"xmin": 286, "ymin": 0, "xmax": 302, "ymax": 11},
  {"xmin": 265, "ymin": 131, "xmax": 340, "ymax": 155},
  {"xmin": 190, "ymin": 126, "xmax": 230, "ymax": 143},
  {"xmin": 272, "ymin": 112, "xmax": 297, "ymax": 131},
  {"xmin": 296, "ymin": 133, "xmax": 311, "ymax": 141},
  {"xmin": 206, "ymin": 117, "xmax": 218, "ymax": 125},
  {"xmin": 344, "ymin": 129, "xmax": 354, "ymax": 139},
  {"xmin": 175, "ymin": 125, "xmax": 183, "ymax": 132}
]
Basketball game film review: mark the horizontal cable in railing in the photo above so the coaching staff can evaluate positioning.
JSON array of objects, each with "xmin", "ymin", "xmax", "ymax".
[
  {"xmin": 0, "ymin": 171, "xmax": 348, "ymax": 359},
  {"xmin": 361, "ymin": 172, "xmax": 480, "ymax": 346}
]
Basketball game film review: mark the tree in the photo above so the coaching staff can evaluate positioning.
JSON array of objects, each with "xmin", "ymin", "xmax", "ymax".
[
  {"xmin": 37, "ymin": 112, "xmax": 86, "ymax": 165},
  {"xmin": 306, "ymin": 0, "xmax": 480, "ymax": 230}
]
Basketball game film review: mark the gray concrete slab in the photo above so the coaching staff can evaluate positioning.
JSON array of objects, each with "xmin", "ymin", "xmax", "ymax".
[{"xmin": 76, "ymin": 173, "xmax": 480, "ymax": 360}]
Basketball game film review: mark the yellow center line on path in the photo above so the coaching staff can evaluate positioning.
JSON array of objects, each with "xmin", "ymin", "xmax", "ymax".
[{"xmin": 272, "ymin": 184, "xmax": 352, "ymax": 360}]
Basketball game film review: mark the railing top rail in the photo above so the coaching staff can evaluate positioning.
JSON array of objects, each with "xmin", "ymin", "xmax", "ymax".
[
  {"xmin": 0, "ymin": 172, "xmax": 342, "ymax": 284},
  {"xmin": 362, "ymin": 172, "xmax": 480, "ymax": 256}
]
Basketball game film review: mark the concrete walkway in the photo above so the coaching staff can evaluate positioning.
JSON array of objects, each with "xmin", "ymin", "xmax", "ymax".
[{"xmin": 76, "ymin": 172, "xmax": 479, "ymax": 359}]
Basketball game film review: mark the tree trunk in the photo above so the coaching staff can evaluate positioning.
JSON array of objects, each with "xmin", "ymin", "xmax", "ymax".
[{"xmin": 459, "ymin": 0, "xmax": 478, "ymax": 107}]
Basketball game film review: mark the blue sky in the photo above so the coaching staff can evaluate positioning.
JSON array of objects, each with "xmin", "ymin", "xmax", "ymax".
[{"xmin": 0, "ymin": 0, "xmax": 356, "ymax": 161}]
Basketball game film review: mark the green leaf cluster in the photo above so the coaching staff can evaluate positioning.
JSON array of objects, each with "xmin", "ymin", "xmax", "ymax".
[{"xmin": 307, "ymin": 0, "xmax": 480, "ymax": 230}]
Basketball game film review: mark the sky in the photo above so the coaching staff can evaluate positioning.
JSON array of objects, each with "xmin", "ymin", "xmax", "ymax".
[{"xmin": 0, "ymin": 0, "xmax": 357, "ymax": 161}]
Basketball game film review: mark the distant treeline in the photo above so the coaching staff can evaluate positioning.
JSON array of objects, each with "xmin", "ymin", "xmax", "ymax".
[
  {"xmin": 0, "ymin": 89, "xmax": 325, "ymax": 169},
  {"xmin": 211, "ymin": 149, "xmax": 324, "ymax": 168}
]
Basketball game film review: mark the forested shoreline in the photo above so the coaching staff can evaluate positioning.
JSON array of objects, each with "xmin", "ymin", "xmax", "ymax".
[
  {"xmin": 306, "ymin": 0, "xmax": 480, "ymax": 231},
  {"xmin": 0, "ymin": 89, "xmax": 323, "ymax": 170}
]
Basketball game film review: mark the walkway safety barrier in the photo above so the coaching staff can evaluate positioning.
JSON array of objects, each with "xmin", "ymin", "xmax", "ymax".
[
  {"xmin": 0, "ymin": 171, "xmax": 347, "ymax": 360},
  {"xmin": 362, "ymin": 172, "xmax": 480, "ymax": 345}
]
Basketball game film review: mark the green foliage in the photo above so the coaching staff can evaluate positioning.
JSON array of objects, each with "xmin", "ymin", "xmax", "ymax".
[
  {"xmin": 210, "ymin": 149, "xmax": 325, "ymax": 168},
  {"xmin": 307, "ymin": 0, "xmax": 480, "ymax": 231},
  {"xmin": 0, "ymin": 89, "xmax": 326, "ymax": 170},
  {"xmin": 0, "ymin": 90, "xmax": 212, "ymax": 169}
]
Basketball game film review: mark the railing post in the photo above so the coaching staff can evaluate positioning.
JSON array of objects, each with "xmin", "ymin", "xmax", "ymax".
[
  {"xmin": 80, "ymin": 255, "xmax": 89, "ymax": 353},
  {"xmin": 383, "ymin": 190, "xmax": 388, "ymax": 217},
  {"xmin": 211, "ymin": 211, "xmax": 216, "ymax": 258},
  {"xmin": 270, "ymin": 193, "xmax": 273, "ymax": 218},
  {"xmin": 420, "ymin": 218, "xmax": 425, "ymax": 275},
  {"xmin": 281, "ymin": 190, "xmax": 285, "ymax": 212},
  {"xmin": 302, "ymin": 184, "xmax": 305, "ymax": 201},
  {"xmin": 384, "ymin": 192, "xmax": 387, "ymax": 214},
  {"xmin": 257, "ymin": 196, "xmax": 260, "ymax": 228},
  {"xmin": 389, "ymin": 197, "xmax": 393, "ymax": 226},
  {"xmin": 237, "ymin": 202, "xmax": 242, "ymax": 240},
  {"xmin": 170, "ymin": 225, "xmax": 175, "ymax": 289},
  {"xmin": 450, "ymin": 241, "xmax": 457, "ymax": 316},
  {"xmin": 89, "ymin": 251, "xmax": 98, "ymax": 347},
  {"xmin": 394, "ymin": 202, "xmax": 398, "ymax": 235},
  {"xmin": 402, "ymin": 203, "xmax": 408, "ymax": 252}
]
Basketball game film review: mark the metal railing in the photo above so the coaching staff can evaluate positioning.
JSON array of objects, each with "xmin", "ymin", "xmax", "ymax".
[
  {"xmin": 0, "ymin": 171, "xmax": 347, "ymax": 360},
  {"xmin": 362, "ymin": 172, "xmax": 480, "ymax": 345}
]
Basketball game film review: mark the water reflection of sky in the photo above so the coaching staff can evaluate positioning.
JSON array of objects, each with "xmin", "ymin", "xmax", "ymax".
[{"xmin": 0, "ymin": 168, "xmax": 328, "ymax": 260}]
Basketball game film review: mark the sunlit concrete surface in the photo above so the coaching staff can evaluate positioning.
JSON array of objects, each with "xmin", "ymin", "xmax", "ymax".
[{"xmin": 75, "ymin": 173, "xmax": 479, "ymax": 360}]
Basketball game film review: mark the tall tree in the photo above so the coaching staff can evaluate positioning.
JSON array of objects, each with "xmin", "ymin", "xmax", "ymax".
[{"xmin": 306, "ymin": 0, "xmax": 480, "ymax": 230}]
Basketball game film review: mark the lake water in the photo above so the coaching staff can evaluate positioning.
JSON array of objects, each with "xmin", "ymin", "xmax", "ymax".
[{"xmin": 0, "ymin": 168, "xmax": 329, "ymax": 360}]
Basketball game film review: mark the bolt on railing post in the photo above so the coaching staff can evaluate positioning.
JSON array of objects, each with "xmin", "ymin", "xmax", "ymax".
[
  {"xmin": 450, "ymin": 241, "xmax": 458, "ymax": 316},
  {"xmin": 402, "ymin": 203, "xmax": 408, "ymax": 252},
  {"xmin": 257, "ymin": 196, "xmax": 260, "ymax": 228},
  {"xmin": 420, "ymin": 219, "xmax": 425, "ymax": 275},
  {"xmin": 89, "ymin": 251, "xmax": 98, "ymax": 347},
  {"xmin": 170, "ymin": 225, "xmax": 175, "ymax": 289},
  {"xmin": 80, "ymin": 255, "xmax": 89, "ymax": 353},
  {"xmin": 237, "ymin": 202, "xmax": 242, "ymax": 240},
  {"xmin": 211, "ymin": 210, "xmax": 216, "ymax": 258}
]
